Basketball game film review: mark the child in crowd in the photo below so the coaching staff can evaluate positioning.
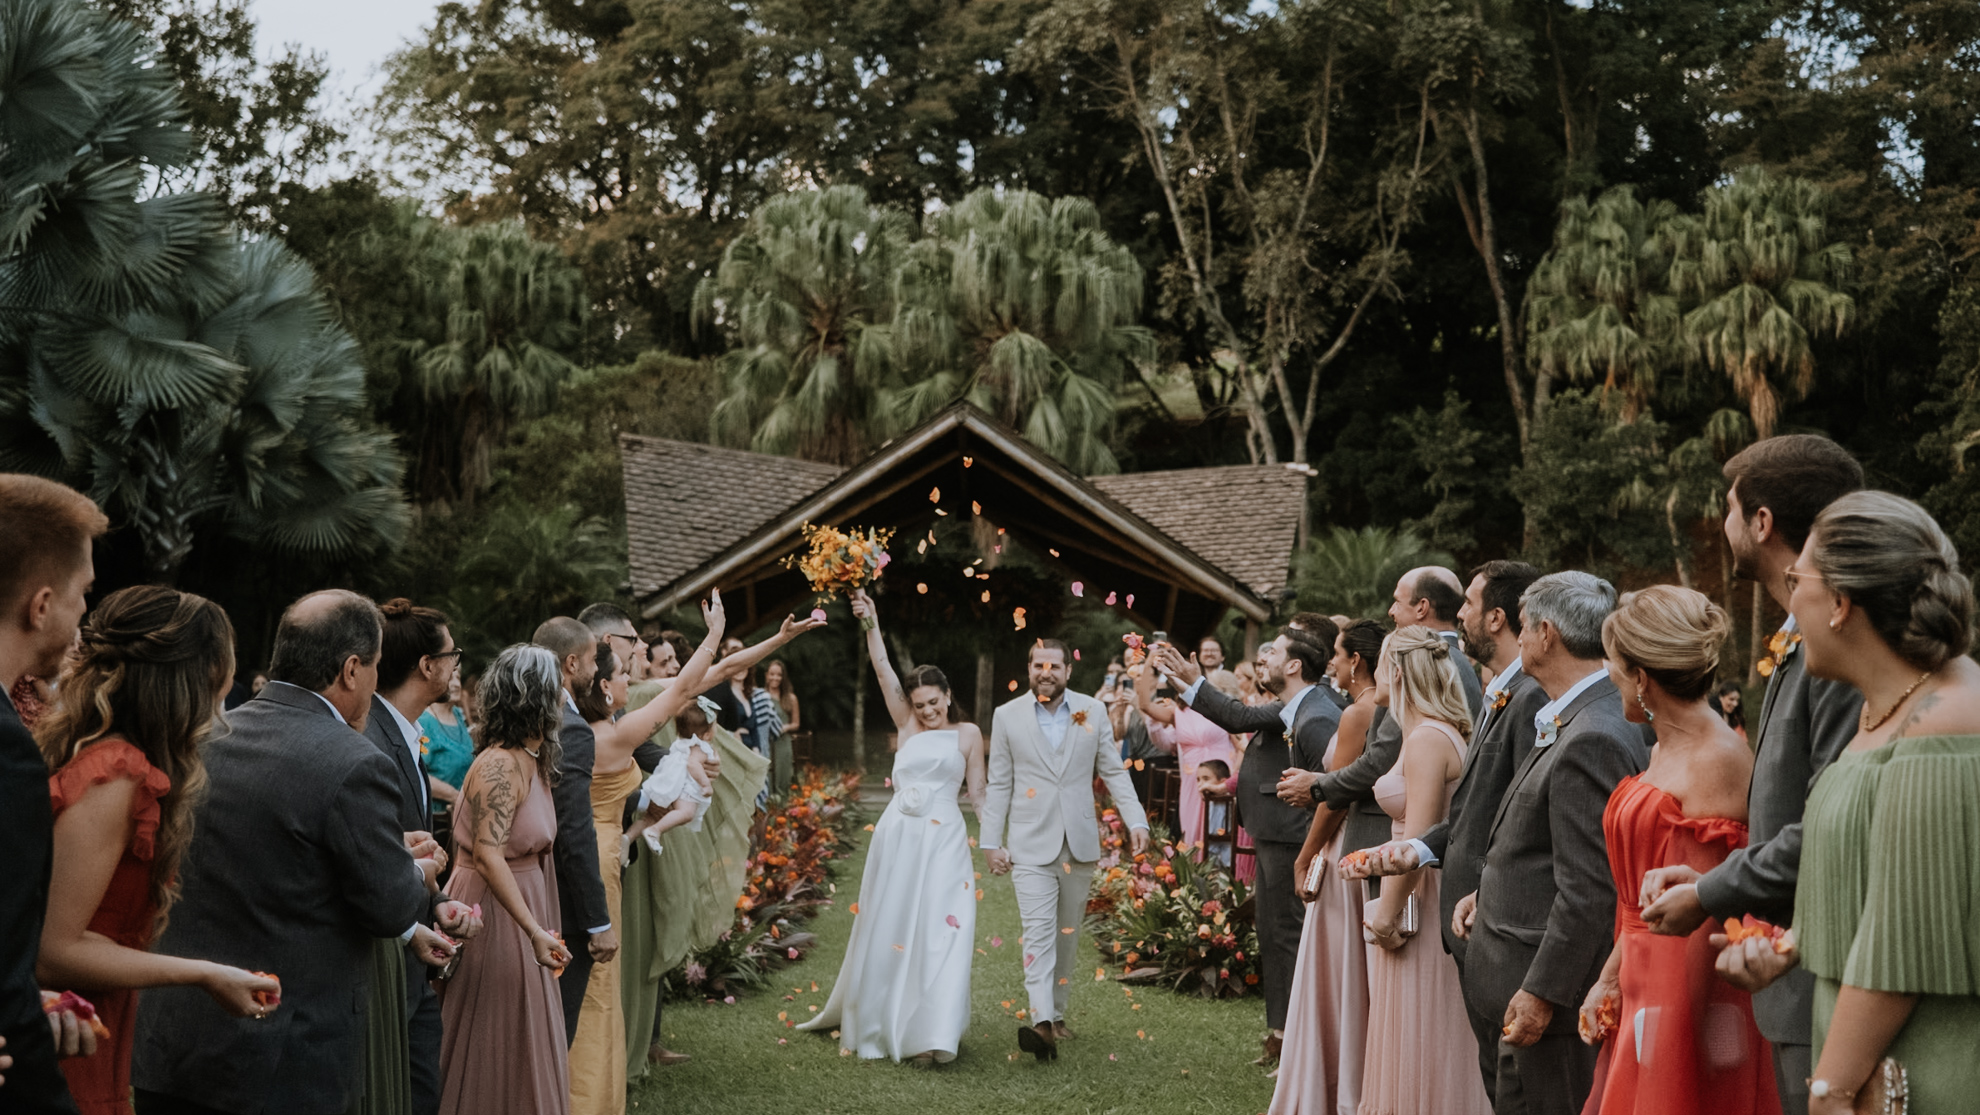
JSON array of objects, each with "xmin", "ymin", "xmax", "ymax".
[
  {"xmin": 1195, "ymin": 758, "xmax": 1234, "ymax": 868},
  {"xmin": 620, "ymin": 698, "xmax": 719, "ymax": 864}
]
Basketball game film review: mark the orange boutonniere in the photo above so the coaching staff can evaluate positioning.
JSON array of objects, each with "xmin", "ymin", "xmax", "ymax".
[
  {"xmin": 1489, "ymin": 689, "xmax": 1510, "ymax": 712},
  {"xmin": 1071, "ymin": 709, "xmax": 1090, "ymax": 729},
  {"xmin": 1755, "ymin": 627, "xmax": 1802, "ymax": 678},
  {"xmin": 419, "ymin": 734, "xmax": 430, "ymax": 758}
]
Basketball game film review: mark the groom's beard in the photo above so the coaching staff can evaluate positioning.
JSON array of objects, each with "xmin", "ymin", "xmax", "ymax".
[{"xmin": 1030, "ymin": 680, "xmax": 1065, "ymax": 702}]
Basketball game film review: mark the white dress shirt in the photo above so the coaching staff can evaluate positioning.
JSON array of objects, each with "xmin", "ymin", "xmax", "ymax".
[
  {"xmin": 379, "ymin": 698, "xmax": 429, "ymax": 814},
  {"xmin": 1034, "ymin": 694, "xmax": 1074, "ymax": 750},
  {"xmin": 1534, "ymin": 665, "xmax": 1610, "ymax": 746}
]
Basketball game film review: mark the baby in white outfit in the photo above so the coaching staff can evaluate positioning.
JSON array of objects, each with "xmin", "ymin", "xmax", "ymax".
[{"xmin": 619, "ymin": 697, "xmax": 720, "ymax": 865}]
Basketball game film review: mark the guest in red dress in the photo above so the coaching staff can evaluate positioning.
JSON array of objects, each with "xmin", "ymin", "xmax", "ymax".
[
  {"xmin": 1580, "ymin": 586, "xmax": 1780, "ymax": 1115},
  {"xmin": 36, "ymin": 586, "xmax": 280, "ymax": 1114}
]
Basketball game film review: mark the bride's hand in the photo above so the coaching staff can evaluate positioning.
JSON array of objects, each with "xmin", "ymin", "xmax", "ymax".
[{"xmin": 849, "ymin": 589, "xmax": 874, "ymax": 622}]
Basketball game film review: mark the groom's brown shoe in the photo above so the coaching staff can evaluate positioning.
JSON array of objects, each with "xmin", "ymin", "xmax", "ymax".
[
  {"xmin": 1051, "ymin": 1021, "xmax": 1075, "ymax": 1041},
  {"xmin": 1017, "ymin": 1021, "xmax": 1059, "ymax": 1062}
]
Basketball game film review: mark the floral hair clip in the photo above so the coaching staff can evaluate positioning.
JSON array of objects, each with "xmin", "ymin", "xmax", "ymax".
[{"xmin": 695, "ymin": 695, "xmax": 721, "ymax": 719}]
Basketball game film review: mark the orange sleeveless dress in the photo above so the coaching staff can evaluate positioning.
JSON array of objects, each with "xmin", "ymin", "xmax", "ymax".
[{"xmin": 49, "ymin": 738, "xmax": 172, "ymax": 1115}]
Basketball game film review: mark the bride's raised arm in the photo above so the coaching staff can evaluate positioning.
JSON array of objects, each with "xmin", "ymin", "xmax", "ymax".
[{"xmin": 850, "ymin": 589, "xmax": 913, "ymax": 732}]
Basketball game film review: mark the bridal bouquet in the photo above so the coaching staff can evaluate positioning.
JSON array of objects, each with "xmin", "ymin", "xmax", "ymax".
[{"xmin": 784, "ymin": 524, "xmax": 894, "ymax": 616}]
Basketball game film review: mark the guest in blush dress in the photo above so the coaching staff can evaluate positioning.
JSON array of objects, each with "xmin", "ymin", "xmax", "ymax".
[
  {"xmin": 439, "ymin": 646, "xmax": 576, "ymax": 1115},
  {"xmin": 1271, "ymin": 619, "xmax": 1384, "ymax": 1115},
  {"xmin": 1356, "ymin": 627, "xmax": 1491, "ymax": 1115},
  {"xmin": 1137, "ymin": 670, "xmax": 1236, "ymax": 853}
]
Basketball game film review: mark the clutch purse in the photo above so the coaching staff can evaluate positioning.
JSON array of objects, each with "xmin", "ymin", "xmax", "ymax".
[
  {"xmin": 1303, "ymin": 855, "xmax": 1326, "ymax": 896},
  {"xmin": 1361, "ymin": 885, "xmax": 1419, "ymax": 944},
  {"xmin": 1864, "ymin": 1057, "xmax": 1907, "ymax": 1115}
]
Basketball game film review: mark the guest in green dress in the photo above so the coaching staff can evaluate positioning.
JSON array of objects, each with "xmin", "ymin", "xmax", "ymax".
[{"xmin": 1726, "ymin": 491, "xmax": 1980, "ymax": 1115}]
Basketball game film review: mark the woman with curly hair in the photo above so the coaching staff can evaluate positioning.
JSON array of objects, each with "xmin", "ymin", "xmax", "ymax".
[{"xmin": 37, "ymin": 585, "xmax": 279, "ymax": 1113}]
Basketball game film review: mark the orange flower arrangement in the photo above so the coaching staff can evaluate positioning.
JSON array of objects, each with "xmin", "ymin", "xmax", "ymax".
[{"xmin": 783, "ymin": 523, "xmax": 895, "ymax": 607}]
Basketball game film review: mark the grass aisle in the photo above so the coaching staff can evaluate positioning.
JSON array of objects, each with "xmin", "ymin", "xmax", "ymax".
[{"xmin": 630, "ymin": 814, "xmax": 1278, "ymax": 1115}]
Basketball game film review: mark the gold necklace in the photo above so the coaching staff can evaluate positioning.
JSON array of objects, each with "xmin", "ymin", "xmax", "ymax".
[{"xmin": 1860, "ymin": 669, "xmax": 1935, "ymax": 733}]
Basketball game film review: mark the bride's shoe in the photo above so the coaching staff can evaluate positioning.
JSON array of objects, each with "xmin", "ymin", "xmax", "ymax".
[{"xmin": 1016, "ymin": 1021, "xmax": 1059, "ymax": 1062}]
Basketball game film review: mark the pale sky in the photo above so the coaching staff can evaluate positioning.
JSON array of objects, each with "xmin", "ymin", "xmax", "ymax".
[{"xmin": 252, "ymin": 0, "xmax": 439, "ymax": 102}]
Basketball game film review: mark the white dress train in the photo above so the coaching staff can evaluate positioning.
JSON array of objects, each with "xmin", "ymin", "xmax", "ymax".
[{"xmin": 796, "ymin": 729, "xmax": 975, "ymax": 1061}]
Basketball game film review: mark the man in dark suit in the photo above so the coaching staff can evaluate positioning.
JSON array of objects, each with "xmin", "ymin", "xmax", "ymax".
[
  {"xmin": 133, "ymin": 591, "xmax": 458, "ymax": 1115},
  {"xmin": 1455, "ymin": 572, "xmax": 1648, "ymax": 1115},
  {"xmin": 1167, "ymin": 622, "xmax": 1339, "ymax": 1059},
  {"xmin": 0, "ymin": 475, "xmax": 108, "ymax": 1114},
  {"xmin": 1338, "ymin": 560, "xmax": 1546, "ymax": 1102},
  {"xmin": 532, "ymin": 616, "xmax": 618, "ymax": 1044},
  {"xmin": 363, "ymin": 599, "xmax": 481, "ymax": 1115},
  {"xmin": 1638, "ymin": 435, "xmax": 1864, "ymax": 1115},
  {"xmin": 1282, "ymin": 568, "xmax": 1486, "ymax": 860}
]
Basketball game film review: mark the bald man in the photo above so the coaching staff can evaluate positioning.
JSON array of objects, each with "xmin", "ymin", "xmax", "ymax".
[{"xmin": 1278, "ymin": 567, "xmax": 1485, "ymax": 860}]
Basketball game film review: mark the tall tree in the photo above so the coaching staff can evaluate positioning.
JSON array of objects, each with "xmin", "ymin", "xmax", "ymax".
[
  {"xmin": 891, "ymin": 189, "xmax": 1153, "ymax": 474},
  {"xmin": 697, "ymin": 185, "xmax": 912, "ymax": 466}
]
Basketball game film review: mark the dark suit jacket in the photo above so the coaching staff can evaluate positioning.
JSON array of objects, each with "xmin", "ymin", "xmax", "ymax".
[
  {"xmin": 0, "ymin": 695, "xmax": 53, "ymax": 1033},
  {"xmin": 1319, "ymin": 630, "xmax": 1485, "ymax": 855},
  {"xmin": 1694, "ymin": 641, "xmax": 1860, "ymax": 1046},
  {"xmin": 1414, "ymin": 667, "xmax": 1548, "ymax": 961},
  {"xmin": 133, "ymin": 684, "xmax": 430, "ymax": 1115},
  {"xmin": 1464, "ymin": 676, "xmax": 1647, "ymax": 1028},
  {"xmin": 554, "ymin": 702, "xmax": 612, "ymax": 938},
  {"xmin": 361, "ymin": 696, "xmax": 441, "ymax": 1008},
  {"xmin": 1190, "ymin": 683, "xmax": 1337, "ymax": 845}
]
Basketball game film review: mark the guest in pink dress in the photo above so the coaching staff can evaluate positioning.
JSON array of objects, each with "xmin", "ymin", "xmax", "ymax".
[
  {"xmin": 1272, "ymin": 619, "xmax": 1384, "ymax": 1115},
  {"xmin": 1138, "ymin": 675, "xmax": 1237, "ymax": 853},
  {"xmin": 1355, "ymin": 627, "xmax": 1491, "ymax": 1115}
]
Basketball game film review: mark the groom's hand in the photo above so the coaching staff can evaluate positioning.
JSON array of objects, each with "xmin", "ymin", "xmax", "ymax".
[
  {"xmin": 984, "ymin": 848, "xmax": 1012, "ymax": 875},
  {"xmin": 1128, "ymin": 828, "xmax": 1150, "ymax": 857}
]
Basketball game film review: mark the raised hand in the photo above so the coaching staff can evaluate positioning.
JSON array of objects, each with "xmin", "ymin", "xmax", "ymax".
[
  {"xmin": 849, "ymin": 588, "xmax": 874, "ymax": 622},
  {"xmin": 782, "ymin": 610, "xmax": 830, "ymax": 639},
  {"xmin": 1151, "ymin": 645, "xmax": 1200, "ymax": 689},
  {"xmin": 702, "ymin": 588, "xmax": 727, "ymax": 642}
]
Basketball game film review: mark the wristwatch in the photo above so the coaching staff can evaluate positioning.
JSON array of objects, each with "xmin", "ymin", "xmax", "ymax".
[{"xmin": 1807, "ymin": 1078, "xmax": 1856, "ymax": 1101}]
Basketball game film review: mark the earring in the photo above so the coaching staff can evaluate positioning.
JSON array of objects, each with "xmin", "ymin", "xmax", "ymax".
[
  {"xmin": 1830, "ymin": 619, "xmax": 1840, "ymax": 630},
  {"xmin": 1635, "ymin": 692, "xmax": 1655, "ymax": 722}
]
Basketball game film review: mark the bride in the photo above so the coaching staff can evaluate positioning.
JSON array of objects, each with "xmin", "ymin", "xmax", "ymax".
[{"xmin": 797, "ymin": 588, "xmax": 986, "ymax": 1063}]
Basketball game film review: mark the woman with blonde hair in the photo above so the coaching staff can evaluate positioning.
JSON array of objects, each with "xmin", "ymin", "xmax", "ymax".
[
  {"xmin": 37, "ymin": 586, "xmax": 279, "ymax": 1113},
  {"xmin": 1579, "ymin": 584, "xmax": 1775, "ymax": 1115},
  {"xmin": 1357, "ymin": 626, "xmax": 1490, "ymax": 1115}
]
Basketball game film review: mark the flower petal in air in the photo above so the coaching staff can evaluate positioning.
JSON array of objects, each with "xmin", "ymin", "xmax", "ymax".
[{"xmin": 946, "ymin": 914, "xmax": 961, "ymax": 928}]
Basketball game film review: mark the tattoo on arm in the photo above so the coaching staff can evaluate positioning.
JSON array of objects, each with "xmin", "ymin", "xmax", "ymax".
[{"xmin": 475, "ymin": 758, "xmax": 519, "ymax": 849}]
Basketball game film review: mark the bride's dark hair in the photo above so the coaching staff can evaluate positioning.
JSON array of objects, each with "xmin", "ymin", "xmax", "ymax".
[{"xmin": 904, "ymin": 665, "xmax": 960, "ymax": 723}]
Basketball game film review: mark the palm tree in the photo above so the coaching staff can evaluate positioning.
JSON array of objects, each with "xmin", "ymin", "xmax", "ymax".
[
  {"xmin": 1669, "ymin": 168, "xmax": 1854, "ymax": 439},
  {"xmin": 696, "ymin": 185, "xmax": 912, "ymax": 466},
  {"xmin": 890, "ymin": 189, "xmax": 1153, "ymax": 474},
  {"xmin": 1526, "ymin": 185, "xmax": 1685, "ymax": 419},
  {"xmin": 400, "ymin": 218, "xmax": 586, "ymax": 508},
  {"xmin": 1292, "ymin": 525, "xmax": 1453, "ymax": 621}
]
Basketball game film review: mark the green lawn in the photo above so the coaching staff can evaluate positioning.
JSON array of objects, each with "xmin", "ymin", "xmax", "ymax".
[{"xmin": 629, "ymin": 815, "xmax": 1278, "ymax": 1115}]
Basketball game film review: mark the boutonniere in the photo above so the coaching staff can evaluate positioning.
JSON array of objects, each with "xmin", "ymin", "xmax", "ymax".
[
  {"xmin": 1535, "ymin": 715, "xmax": 1563, "ymax": 747},
  {"xmin": 1071, "ymin": 710, "xmax": 1090, "ymax": 728},
  {"xmin": 1755, "ymin": 627, "xmax": 1802, "ymax": 678},
  {"xmin": 1489, "ymin": 688, "xmax": 1511, "ymax": 712},
  {"xmin": 419, "ymin": 734, "xmax": 430, "ymax": 757}
]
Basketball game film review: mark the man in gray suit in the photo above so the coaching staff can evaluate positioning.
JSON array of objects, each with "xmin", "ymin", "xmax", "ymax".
[
  {"xmin": 133, "ymin": 591, "xmax": 459, "ymax": 1115},
  {"xmin": 1337, "ymin": 559, "xmax": 1546, "ymax": 1103},
  {"xmin": 532, "ymin": 616, "xmax": 619, "ymax": 1044},
  {"xmin": 1281, "ymin": 568, "xmax": 1485, "ymax": 863},
  {"xmin": 1166, "ymin": 623, "xmax": 1339, "ymax": 1059},
  {"xmin": 1638, "ymin": 435, "xmax": 1864, "ymax": 1115},
  {"xmin": 1451, "ymin": 572, "xmax": 1647, "ymax": 1115},
  {"xmin": 363, "ymin": 599, "xmax": 481, "ymax": 1115}
]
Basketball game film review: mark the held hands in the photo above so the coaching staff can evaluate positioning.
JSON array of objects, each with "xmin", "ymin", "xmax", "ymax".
[
  {"xmin": 1150, "ymin": 645, "xmax": 1201, "ymax": 689},
  {"xmin": 589, "ymin": 926, "xmax": 620, "ymax": 964},
  {"xmin": 1451, "ymin": 891, "xmax": 1478, "ymax": 941},
  {"xmin": 1639, "ymin": 865, "xmax": 1708, "ymax": 936},
  {"xmin": 436, "ymin": 899, "xmax": 483, "ymax": 941},
  {"xmin": 404, "ymin": 830, "xmax": 442, "ymax": 862},
  {"xmin": 201, "ymin": 964, "xmax": 284, "ymax": 1018},
  {"xmin": 1711, "ymin": 928, "xmax": 1798, "ymax": 993},
  {"xmin": 1501, "ymin": 989, "xmax": 1554, "ymax": 1048},
  {"xmin": 1338, "ymin": 841, "xmax": 1418, "ymax": 880},
  {"xmin": 984, "ymin": 848, "xmax": 1012, "ymax": 876},
  {"xmin": 1276, "ymin": 769, "xmax": 1318, "ymax": 808},
  {"xmin": 409, "ymin": 924, "xmax": 458, "ymax": 968}
]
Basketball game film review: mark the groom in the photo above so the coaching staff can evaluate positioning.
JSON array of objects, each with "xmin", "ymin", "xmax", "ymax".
[{"xmin": 983, "ymin": 638, "xmax": 1150, "ymax": 1061}]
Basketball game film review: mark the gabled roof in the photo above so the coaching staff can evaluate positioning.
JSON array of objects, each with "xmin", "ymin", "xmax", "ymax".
[
  {"xmin": 619, "ymin": 404, "xmax": 1307, "ymax": 637},
  {"xmin": 620, "ymin": 437, "xmax": 843, "ymax": 600},
  {"xmin": 1090, "ymin": 465, "xmax": 1306, "ymax": 601}
]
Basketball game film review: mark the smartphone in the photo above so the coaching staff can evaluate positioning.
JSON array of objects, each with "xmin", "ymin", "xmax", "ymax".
[{"xmin": 1150, "ymin": 630, "xmax": 1168, "ymax": 648}]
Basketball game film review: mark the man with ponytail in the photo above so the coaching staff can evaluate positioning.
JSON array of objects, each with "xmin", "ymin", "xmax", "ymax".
[{"xmin": 0, "ymin": 474, "xmax": 107, "ymax": 1113}]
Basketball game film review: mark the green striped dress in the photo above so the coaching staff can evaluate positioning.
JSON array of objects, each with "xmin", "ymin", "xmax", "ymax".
[{"xmin": 1797, "ymin": 734, "xmax": 1980, "ymax": 1111}]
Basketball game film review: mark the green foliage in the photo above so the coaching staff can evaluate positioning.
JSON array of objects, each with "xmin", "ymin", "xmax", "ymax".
[
  {"xmin": 441, "ymin": 502, "xmax": 622, "ymax": 661},
  {"xmin": 1292, "ymin": 526, "xmax": 1454, "ymax": 621},
  {"xmin": 1387, "ymin": 391, "xmax": 1512, "ymax": 555},
  {"xmin": 0, "ymin": 0, "xmax": 404, "ymax": 580},
  {"xmin": 1509, "ymin": 391, "xmax": 1677, "ymax": 574}
]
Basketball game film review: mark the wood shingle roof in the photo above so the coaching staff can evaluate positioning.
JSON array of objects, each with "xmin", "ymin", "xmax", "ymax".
[{"xmin": 1089, "ymin": 464, "xmax": 1307, "ymax": 600}]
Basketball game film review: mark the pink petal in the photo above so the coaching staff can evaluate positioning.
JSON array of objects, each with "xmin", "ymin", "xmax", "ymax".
[
  {"xmin": 945, "ymin": 915, "xmax": 960, "ymax": 928},
  {"xmin": 810, "ymin": 608, "xmax": 827, "ymax": 623},
  {"xmin": 1105, "ymin": 592, "xmax": 1118, "ymax": 605},
  {"xmin": 1127, "ymin": 593, "xmax": 1135, "ymax": 608},
  {"xmin": 1074, "ymin": 649, "xmax": 1082, "ymax": 660},
  {"xmin": 1071, "ymin": 581, "xmax": 1084, "ymax": 597},
  {"xmin": 989, "ymin": 935, "xmax": 1003, "ymax": 947},
  {"xmin": 1024, "ymin": 953, "xmax": 1037, "ymax": 968}
]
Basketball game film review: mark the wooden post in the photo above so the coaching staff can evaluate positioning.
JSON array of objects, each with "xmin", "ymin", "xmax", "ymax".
[
  {"xmin": 1244, "ymin": 618, "xmax": 1261, "ymax": 661},
  {"xmin": 976, "ymin": 652, "xmax": 995, "ymax": 726}
]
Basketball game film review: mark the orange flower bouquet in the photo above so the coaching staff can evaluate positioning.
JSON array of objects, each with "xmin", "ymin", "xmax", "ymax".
[{"xmin": 784, "ymin": 524, "xmax": 894, "ymax": 626}]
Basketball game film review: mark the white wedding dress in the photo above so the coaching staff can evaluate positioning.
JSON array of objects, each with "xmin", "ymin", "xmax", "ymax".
[{"xmin": 797, "ymin": 728, "xmax": 975, "ymax": 1061}]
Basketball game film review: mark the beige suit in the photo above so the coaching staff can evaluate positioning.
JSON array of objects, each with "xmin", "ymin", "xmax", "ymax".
[{"xmin": 981, "ymin": 691, "xmax": 1148, "ymax": 1023}]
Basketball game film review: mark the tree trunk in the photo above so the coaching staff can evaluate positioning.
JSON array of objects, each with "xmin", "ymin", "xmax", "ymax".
[
  {"xmin": 976, "ymin": 652, "xmax": 994, "ymax": 730},
  {"xmin": 851, "ymin": 660, "xmax": 867, "ymax": 775},
  {"xmin": 1748, "ymin": 581, "xmax": 1764, "ymax": 686}
]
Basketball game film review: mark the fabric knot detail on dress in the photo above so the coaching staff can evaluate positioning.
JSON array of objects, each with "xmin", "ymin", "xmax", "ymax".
[{"xmin": 896, "ymin": 784, "xmax": 932, "ymax": 816}]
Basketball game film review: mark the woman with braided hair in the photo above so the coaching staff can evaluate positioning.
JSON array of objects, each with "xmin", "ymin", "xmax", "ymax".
[
  {"xmin": 1357, "ymin": 626, "xmax": 1492, "ymax": 1115},
  {"xmin": 35, "ymin": 585, "xmax": 280, "ymax": 1113}
]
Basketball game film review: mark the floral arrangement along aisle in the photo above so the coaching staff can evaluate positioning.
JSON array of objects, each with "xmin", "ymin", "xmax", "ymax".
[
  {"xmin": 667, "ymin": 768, "xmax": 865, "ymax": 1002},
  {"xmin": 1087, "ymin": 807, "xmax": 1262, "ymax": 999}
]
